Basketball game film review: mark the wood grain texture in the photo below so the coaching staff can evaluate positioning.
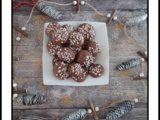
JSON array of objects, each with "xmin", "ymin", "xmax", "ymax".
[
  {"xmin": 13, "ymin": 108, "xmax": 147, "ymax": 120},
  {"xmin": 13, "ymin": 0, "xmax": 148, "ymax": 119}
]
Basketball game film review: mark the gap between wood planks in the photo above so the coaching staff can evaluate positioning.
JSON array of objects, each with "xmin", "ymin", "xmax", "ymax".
[
  {"xmin": 13, "ymin": 103, "xmax": 147, "ymax": 110},
  {"xmin": 13, "ymin": 9, "xmax": 147, "ymax": 15}
]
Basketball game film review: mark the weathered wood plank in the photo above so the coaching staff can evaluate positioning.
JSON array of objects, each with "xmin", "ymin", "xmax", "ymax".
[
  {"xmin": 13, "ymin": 108, "xmax": 147, "ymax": 120},
  {"xmin": 13, "ymin": 75, "xmax": 147, "ymax": 109},
  {"xmin": 13, "ymin": 0, "xmax": 147, "ymax": 15}
]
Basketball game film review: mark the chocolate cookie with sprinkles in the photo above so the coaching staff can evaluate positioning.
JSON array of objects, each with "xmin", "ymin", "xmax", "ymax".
[
  {"xmin": 76, "ymin": 50, "xmax": 94, "ymax": 67},
  {"xmin": 62, "ymin": 24, "xmax": 75, "ymax": 35},
  {"xmin": 53, "ymin": 61, "xmax": 69, "ymax": 80},
  {"xmin": 68, "ymin": 63, "xmax": 84, "ymax": 77},
  {"xmin": 89, "ymin": 64, "xmax": 104, "ymax": 78},
  {"xmin": 69, "ymin": 31, "xmax": 84, "ymax": 48},
  {"xmin": 51, "ymin": 27, "xmax": 69, "ymax": 45},
  {"xmin": 46, "ymin": 22, "xmax": 61, "ymax": 37},
  {"xmin": 86, "ymin": 41, "xmax": 101, "ymax": 57},
  {"xmin": 72, "ymin": 67, "xmax": 88, "ymax": 82},
  {"xmin": 47, "ymin": 40, "xmax": 61, "ymax": 56},
  {"xmin": 77, "ymin": 23, "xmax": 96, "ymax": 41},
  {"xmin": 57, "ymin": 47, "xmax": 75, "ymax": 63}
]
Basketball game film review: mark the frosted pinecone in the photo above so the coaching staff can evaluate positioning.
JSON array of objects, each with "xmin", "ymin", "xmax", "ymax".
[{"xmin": 17, "ymin": 94, "xmax": 46, "ymax": 105}]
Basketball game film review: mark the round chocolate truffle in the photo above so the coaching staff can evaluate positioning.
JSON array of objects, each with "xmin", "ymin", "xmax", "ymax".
[
  {"xmin": 62, "ymin": 24, "xmax": 75, "ymax": 34},
  {"xmin": 77, "ymin": 23, "xmax": 96, "ymax": 41},
  {"xmin": 72, "ymin": 67, "xmax": 88, "ymax": 82},
  {"xmin": 47, "ymin": 40, "xmax": 61, "ymax": 56},
  {"xmin": 69, "ymin": 31, "xmax": 84, "ymax": 48},
  {"xmin": 76, "ymin": 50, "xmax": 94, "ymax": 67},
  {"xmin": 86, "ymin": 41, "xmax": 101, "ymax": 57},
  {"xmin": 46, "ymin": 22, "xmax": 61, "ymax": 37},
  {"xmin": 57, "ymin": 47, "xmax": 75, "ymax": 63},
  {"xmin": 68, "ymin": 63, "xmax": 84, "ymax": 77},
  {"xmin": 51, "ymin": 27, "xmax": 69, "ymax": 45},
  {"xmin": 89, "ymin": 64, "xmax": 104, "ymax": 78},
  {"xmin": 53, "ymin": 61, "xmax": 69, "ymax": 80}
]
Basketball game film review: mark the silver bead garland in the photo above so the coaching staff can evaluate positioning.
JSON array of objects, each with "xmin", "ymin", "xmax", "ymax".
[
  {"xmin": 61, "ymin": 109, "xmax": 87, "ymax": 120},
  {"xmin": 125, "ymin": 14, "xmax": 147, "ymax": 26},
  {"xmin": 116, "ymin": 59, "xmax": 140, "ymax": 71},
  {"xmin": 106, "ymin": 101, "xmax": 134, "ymax": 120},
  {"xmin": 37, "ymin": 2, "xmax": 63, "ymax": 20},
  {"xmin": 17, "ymin": 94, "xmax": 46, "ymax": 105}
]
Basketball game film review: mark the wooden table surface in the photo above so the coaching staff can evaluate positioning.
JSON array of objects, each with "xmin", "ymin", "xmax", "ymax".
[{"xmin": 13, "ymin": 0, "xmax": 148, "ymax": 120}]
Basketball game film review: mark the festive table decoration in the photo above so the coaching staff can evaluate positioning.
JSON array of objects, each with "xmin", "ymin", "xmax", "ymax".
[
  {"xmin": 116, "ymin": 59, "xmax": 140, "ymax": 71},
  {"xmin": 12, "ymin": 0, "xmax": 35, "ymax": 10},
  {"xmin": 13, "ymin": 0, "xmax": 148, "ymax": 119},
  {"xmin": 13, "ymin": 25, "xmax": 29, "ymax": 38},
  {"xmin": 106, "ymin": 100, "xmax": 134, "ymax": 120},
  {"xmin": 37, "ymin": 1, "xmax": 63, "ymax": 20},
  {"xmin": 137, "ymin": 51, "xmax": 148, "ymax": 61},
  {"xmin": 13, "ymin": 81, "xmax": 27, "ymax": 99},
  {"xmin": 17, "ymin": 94, "xmax": 46, "ymax": 105},
  {"xmin": 61, "ymin": 109, "xmax": 87, "ymax": 120},
  {"xmin": 106, "ymin": 9, "xmax": 117, "ymax": 25}
]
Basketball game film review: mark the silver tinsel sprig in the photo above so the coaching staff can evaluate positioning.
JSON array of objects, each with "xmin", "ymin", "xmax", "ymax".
[
  {"xmin": 37, "ymin": 2, "xmax": 62, "ymax": 20},
  {"xmin": 61, "ymin": 109, "xmax": 87, "ymax": 120},
  {"xmin": 116, "ymin": 59, "xmax": 140, "ymax": 71},
  {"xmin": 17, "ymin": 94, "xmax": 46, "ymax": 105},
  {"xmin": 106, "ymin": 101, "xmax": 134, "ymax": 120}
]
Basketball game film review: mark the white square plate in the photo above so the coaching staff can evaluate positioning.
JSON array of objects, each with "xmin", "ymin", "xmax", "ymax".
[{"xmin": 43, "ymin": 21, "xmax": 109, "ymax": 86}]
